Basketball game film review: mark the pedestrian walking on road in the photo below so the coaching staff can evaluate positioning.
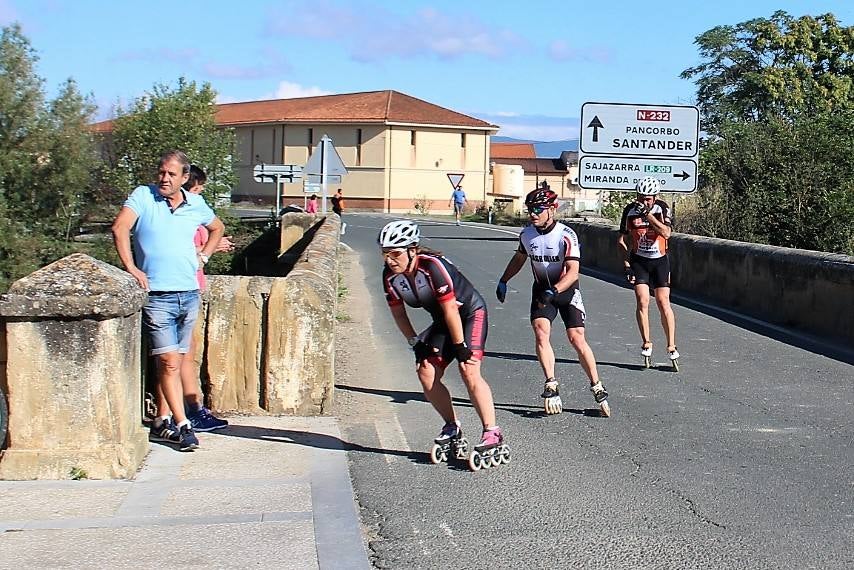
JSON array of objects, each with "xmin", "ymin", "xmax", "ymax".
[
  {"xmin": 495, "ymin": 187, "xmax": 610, "ymax": 417},
  {"xmin": 378, "ymin": 220, "xmax": 509, "ymax": 470},
  {"xmin": 331, "ymin": 188, "xmax": 346, "ymax": 234},
  {"xmin": 112, "ymin": 151, "xmax": 225, "ymax": 451},
  {"xmin": 617, "ymin": 176, "xmax": 680, "ymax": 370},
  {"xmin": 449, "ymin": 185, "xmax": 467, "ymax": 225}
]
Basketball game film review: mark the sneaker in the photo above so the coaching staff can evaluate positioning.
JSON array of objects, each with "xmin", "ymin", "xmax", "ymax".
[
  {"xmin": 435, "ymin": 421, "xmax": 461, "ymax": 444},
  {"xmin": 178, "ymin": 424, "xmax": 199, "ymax": 452},
  {"xmin": 188, "ymin": 406, "xmax": 228, "ymax": 432},
  {"xmin": 150, "ymin": 418, "xmax": 180, "ymax": 444},
  {"xmin": 475, "ymin": 427, "xmax": 504, "ymax": 452}
]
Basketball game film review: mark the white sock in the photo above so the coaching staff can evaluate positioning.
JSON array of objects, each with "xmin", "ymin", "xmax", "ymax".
[
  {"xmin": 155, "ymin": 415, "xmax": 171, "ymax": 427},
  {"xmin": 176, "ymin": 419, "xmax": 191, "ymax": 429}
]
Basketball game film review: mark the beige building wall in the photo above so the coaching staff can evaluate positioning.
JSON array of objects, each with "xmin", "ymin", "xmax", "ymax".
[{"xmin": 232, "ymin": 122, "xmax": 492, "ymax": 213}]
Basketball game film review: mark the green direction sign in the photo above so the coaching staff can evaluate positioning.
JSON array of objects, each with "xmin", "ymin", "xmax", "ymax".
[{"xmin": 578, "ymin": 156, "xmax": 697, "ymax": 192}]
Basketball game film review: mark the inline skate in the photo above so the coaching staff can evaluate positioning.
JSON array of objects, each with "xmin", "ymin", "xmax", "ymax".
[
  {"xmin": 668, "ymin": 347, "xmax": 680, "ymax": 372},
  {"xmin": 541, "ymin": 378, "xmax": 562, "ymax": 415},
  {"xmin": 467, "ymin": 427, "xmax": 510, "ymax": 471},
  {"xmin": 591, "ymin": 381, "xmax": 611, "ymax": 417},
  {"xmin": 641, "ymin": 343, "xmax": 653, "ymax": 369},
  {"xmin": 429, "ymin": 421, "xmax": 469, "ymax": 464}
]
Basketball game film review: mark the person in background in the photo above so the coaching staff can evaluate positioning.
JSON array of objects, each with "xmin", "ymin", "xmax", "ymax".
[
  {"xmin": 331, "ymin": 188, "xmax": 345, "ymax": 234},
  {"xmin": 306, "ymin": 193, "xmax": 318, "ymax": 214},
  {"xmin": 617, "ymin": 176, "xmax": 680, "ymax": 370},
  {"xmin": 449, "ymin": 185, "xmax": 467, "ymax": 226},
  {"xmin": 178, "ymin": 165, "xmax": 233, "ymax": 431}
]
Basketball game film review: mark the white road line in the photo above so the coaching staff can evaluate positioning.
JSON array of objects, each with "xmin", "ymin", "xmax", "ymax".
[{"xmin": 374, "ymin": 415, "xmax": 412, "ymax": 465}]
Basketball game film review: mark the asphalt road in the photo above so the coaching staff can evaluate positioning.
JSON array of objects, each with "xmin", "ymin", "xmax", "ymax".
[{"xmin": 335, "ymin": 213, "xmax": 854, "ymax": 570}]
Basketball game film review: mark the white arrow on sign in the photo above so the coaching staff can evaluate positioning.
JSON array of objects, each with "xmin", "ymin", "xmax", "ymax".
[
  {"xmin": 580, "ymin": 102, "xmax": 699, "ymax": 158},
  {"xmin": 578, "ymin": 156, "xmax": 698, "ymax": 192}
]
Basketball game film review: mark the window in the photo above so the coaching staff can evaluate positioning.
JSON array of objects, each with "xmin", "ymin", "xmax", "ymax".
[
  {"xmin": 410, "ymin": 130, "xmax": 416, "ymax": 146},
  {"xmin": 356, "ymin": 128, "xmax": 363, "ymax": 166},
  {"xmin": 308, "ymin": 128, "xmax": 314, "ymax": 153},
  {"xmin": 461, "ymin": 133, "xmax": 467, "ymax": 148}
]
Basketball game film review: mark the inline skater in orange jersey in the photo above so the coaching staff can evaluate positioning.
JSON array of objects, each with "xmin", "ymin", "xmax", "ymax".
[{"xmin": 617, "ymin": 176, "xmax": 680, "ymax": 370}]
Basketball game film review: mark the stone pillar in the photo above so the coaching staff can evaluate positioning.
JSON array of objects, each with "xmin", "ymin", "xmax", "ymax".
[{"xmin": 0, "ymin": 253, "xmax": 149, "ymax": 479}]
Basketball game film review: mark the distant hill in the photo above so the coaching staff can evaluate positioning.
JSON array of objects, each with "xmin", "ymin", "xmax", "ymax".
[{"xmin": 492, "ymin": 136, "xmax": 578, "ymax": 157}]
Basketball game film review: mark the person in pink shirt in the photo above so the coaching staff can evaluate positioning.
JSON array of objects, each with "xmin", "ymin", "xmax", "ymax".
[
  {"xmin": 306, "ymin": 194, "xmax": 318, "ymax": 214},
  {"xmin": 177, "ymin": 165, "xmax": 234, "ymax": 431}
]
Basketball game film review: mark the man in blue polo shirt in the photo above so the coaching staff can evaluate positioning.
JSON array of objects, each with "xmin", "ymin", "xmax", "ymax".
[
  {"xmin": 449, "ymin": 185, "xmax": 467, "ymax": 226},
  {"xmin": 112, "ymin": 150, "xmax": 225, "ymax": 451}
]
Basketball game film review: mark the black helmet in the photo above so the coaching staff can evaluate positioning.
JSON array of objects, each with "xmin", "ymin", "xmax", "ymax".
[{"xmin": 525, "ymin": 187, "xmax": 558, "ymax": 208}]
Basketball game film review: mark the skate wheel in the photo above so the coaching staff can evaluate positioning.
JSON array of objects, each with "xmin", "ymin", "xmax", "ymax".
[
  {"xmin": 488, "ymin": 454, "xmax": 500, "ymax": 468},
  {"xmin": 499, "ymin": 447, "xmax": 511, "ymax": 465},
  {"xmin": 429, "ymin": 444, "xmax": 446, "ymax": 464},
  {"xmin": 671, "ymin": 359, "xmax": 679, "ymax": 372},
  {"xmin": 643, "ymin": 356, "xmax": 651, "ymax": 368},
  {"xmin": 468, "ymin": 451, "xmax": 483, "ymax": 471},
  {"xmin": 599, "ymin": 400, "xmax": 611, "ymax": 418}
]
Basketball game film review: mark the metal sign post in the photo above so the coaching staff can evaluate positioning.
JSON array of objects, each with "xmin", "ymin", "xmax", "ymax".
[
  {"xmin": 253, "ymin": 164, "xmax": 303, "ymax": 216},
  {"xmin": 304, "ymin": 135, "xmax": 348, "ymax": 215}
]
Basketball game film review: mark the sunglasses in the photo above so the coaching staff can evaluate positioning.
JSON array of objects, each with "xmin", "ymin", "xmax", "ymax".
[
  {"xmin": 529, "ymin": 206, "xmax": 548, "ymax": 215},
  {"xmin": 382, "ymin": 248, "xmax": 408, "ymax": 260}
]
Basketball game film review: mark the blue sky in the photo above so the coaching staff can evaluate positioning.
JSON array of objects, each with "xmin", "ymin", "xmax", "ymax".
[{"xmin": 2, "ymin": 0, "xmax": 852, "ymax": 141}]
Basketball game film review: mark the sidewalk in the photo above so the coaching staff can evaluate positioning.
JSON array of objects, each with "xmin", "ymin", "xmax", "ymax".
[{"xmin": 0, "ymin": 416, "xmax": 371, "ymax": 570}]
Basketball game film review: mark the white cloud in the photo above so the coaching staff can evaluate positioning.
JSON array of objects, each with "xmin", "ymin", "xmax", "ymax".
[
  {"xmin": 478, "ymin": 112, "xmax": 580, "ymax": 142},
  {"xmin": 274, "ymin": 81, "xmax": 331, "ymax": 99},
  {"xmin": 266, "ymin": 2, "xmax": 525, "ymax": 63}
]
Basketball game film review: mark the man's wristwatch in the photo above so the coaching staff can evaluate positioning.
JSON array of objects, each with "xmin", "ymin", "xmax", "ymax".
[
  {"xmin": 199, "ymin": 253, "xmax": 209, "ymax": 264},
  {"xmin": 407, "ymin": 337, "xmax": 419, "ymax": 347}
]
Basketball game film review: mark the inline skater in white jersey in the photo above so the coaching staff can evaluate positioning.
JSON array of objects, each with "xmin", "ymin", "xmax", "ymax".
[{"xmin": 495, "ymin": 187, "xmax": 610, "ymax": 417}]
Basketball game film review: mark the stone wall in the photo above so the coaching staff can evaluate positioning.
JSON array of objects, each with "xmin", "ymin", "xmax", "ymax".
[
  {"xmin": 0, "ymin": 254, "xmax": 149, "ymax": 479},
  {"xmin": 568, "ymin": 221, "xmax": 854, "ymax": 344},
  {"xmin": 192, "ymin": 213, "xmax": 340, "ymax": 415}
]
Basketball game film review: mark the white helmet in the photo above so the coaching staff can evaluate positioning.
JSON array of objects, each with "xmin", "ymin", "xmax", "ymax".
[
  {"xmin": 635, "ymin": 176, "xmax": 661, "ymax": 196},
  {"xmin": 378, "ymin": 220, "xmax": 420, "ymax": 248}
]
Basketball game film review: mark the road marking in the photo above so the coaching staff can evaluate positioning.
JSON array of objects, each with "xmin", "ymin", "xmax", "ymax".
[{"xmin": 374, "ymin": 415, "xmax": 411, "ymax": 465}]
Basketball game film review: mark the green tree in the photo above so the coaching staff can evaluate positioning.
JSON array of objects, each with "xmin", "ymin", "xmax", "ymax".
[
  {"xmin": 681, "ymin": 11, "xmax": 854, "ymax": 135},
  {"xmin": 0, "ymin": 25, "xmax": 101, "ymax": 292},
  {"xmin": 683, "ymin": 112, "xmax": 854, "ymax": 255},
  {"xmin": 107, "ymin": 78, "xmax": 235, "ymax": 206}
]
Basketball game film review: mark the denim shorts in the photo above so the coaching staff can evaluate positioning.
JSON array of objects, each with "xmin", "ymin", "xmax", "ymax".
[{"xmin": 142, "ymin": 291, "xmax": 201, "ymax": 355}]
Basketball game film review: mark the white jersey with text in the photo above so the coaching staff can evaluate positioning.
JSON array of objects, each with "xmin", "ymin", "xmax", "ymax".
[{"xmin": 517, "ymin": 222, "xmax": 581, "ymax": 288}]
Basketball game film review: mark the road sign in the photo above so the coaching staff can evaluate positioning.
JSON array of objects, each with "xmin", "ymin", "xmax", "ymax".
[
  {"xmin": 304, "ymin": 135, "xmax": 348, "ymax": 177},
  {"xmin": 447, "ymin": 173, "xmax": 464, "ymax": 189},
  {"xmin": 580, "ymin": 102, "xmax": 699, "ymax": 158},
  {"xmin": 578, "ymin": 156, "xmax": 697, "ymax": 192},
  {"xmin": 253, "ymin": 163, "xmax": 303, "ymax": 183}
]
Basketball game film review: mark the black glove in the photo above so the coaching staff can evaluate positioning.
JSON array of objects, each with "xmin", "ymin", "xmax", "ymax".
[
  {"xmin": 635, "ymin": 202, "xmax": 650, "ymax": 216},
  {"xmin": 496, "ymin": 281, "xmax": 507, "ymax": 303},
  {"xmin": 624, "ymin": 267, "xmax": 635, "ymax": 284},
  {"xmin": 452, "ymin": 342, "xmax": 473, "ymax": 363},
  {"xmin": 538, "ymin": 288, "xmax": 557, "ymax": 306},
  {"xmin": 413, "ymin": 341, "xmax": 434, "ymax": 363}
]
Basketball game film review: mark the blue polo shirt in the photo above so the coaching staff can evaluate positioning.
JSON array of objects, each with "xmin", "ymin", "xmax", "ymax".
[
  {"xmin": 124, "ymin": 184, "xmax": 215, "ymax": 292},
  {"xmin": 452, "ymin": 189, "xmax": 466, "ymax": 204}
]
